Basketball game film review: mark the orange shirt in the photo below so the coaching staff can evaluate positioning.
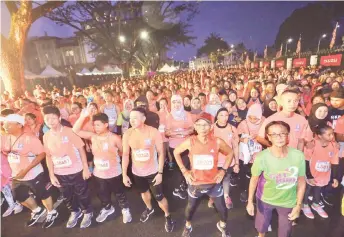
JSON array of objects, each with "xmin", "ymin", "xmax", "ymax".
[
  {"xmin": 258, "ymin": 112, "xmax": 308, "ymax": 149},
  {"xmin": 1, "ymin": 133, "xmax": 44, "ymax": 181},
  {"xmin": 213, "ymin": 124, "xmax": 239, "ymax": 167},
  {"xmin": 304, "ymin": 140, "xmax": 339, "ymax": 186},
  {"xmin": 123, "ymin": 125, "xmax": 162, "ymax": 177},
  {"xmin": 165, "ymin": 112, "xmax": 194, "ymax": 148},
  {"xmin": 43, "ymin": 126, "xmax": 84, "ymax": 176},
  {"xmin": 91, "ymin": 133, "xmax": 122, "ymax": 179},
  {"xmin": 189, "ymin": 135, "xmax": 219, "ymax": 185}
]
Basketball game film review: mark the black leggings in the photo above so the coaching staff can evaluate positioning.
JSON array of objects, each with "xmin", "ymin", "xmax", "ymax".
[
  {"xmin": 95, "ymin": 175, "xmax": 129, "ymax": 210},
  {"xmin": 169, "ymin": 147, "xmax": 189, "ymax": 190},
  {"xmin": 303, "ymin": 184, "xmax": 321, "ymax": 205}
]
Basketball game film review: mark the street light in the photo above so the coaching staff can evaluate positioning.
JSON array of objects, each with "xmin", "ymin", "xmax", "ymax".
[
  {"xmin": 285, "ymin": 38, "xmax": 293, "ymax": 56},
  {"xmin": 230, "ymin": 44, "xmax": 234, "ymax": 49},
  {"xmin": 140, "ymin": 30, "xmax": 149, "ymax": 40},
  {"xmin": 119, "ymin": 35, "xmax": 125, "ymax": 43},
  {"xmin": 317, "ymin": 34, "xmax": 327, "ymax": 54}
]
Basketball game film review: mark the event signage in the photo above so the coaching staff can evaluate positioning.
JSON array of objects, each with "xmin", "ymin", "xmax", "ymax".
[
  {"xmin": 310, "ymin": 55, "xmax": 318, "ymax": 66},
  {"xmin": 320, "ymin": 54, "xmax": 342, "ymax": 66},
  {"xmin": 293, "ymin": 58, "xmax": 307, "ymax": 68},
  {"xmin": 276, "ymin": 60, "xmax": 285, "ymax": 68}
]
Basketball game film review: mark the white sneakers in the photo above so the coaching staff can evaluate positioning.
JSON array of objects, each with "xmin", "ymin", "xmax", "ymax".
[{"xmin": 2, "ymin": 202, "xmax": 23, "ymax": 217}]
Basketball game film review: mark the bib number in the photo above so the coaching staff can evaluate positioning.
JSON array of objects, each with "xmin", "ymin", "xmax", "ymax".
[
  {"xmin": 193, "ymin": 155, "xmax": 214, "ymax": 170},
  {"xmin": 94, "ymin": 159, "xmax": 110, "ymax": 170},
  {"xmin": 8, "ymin": 153, "xmax": 20, "ymax": 164},
  {"xmin": 134, "ymin": 149, "xmax": 150, "ymax": 162},
  {"xmin": 53, "ymin": 156, "xmax": 72, "ymax": 168},
  {"xmin": 315, "ymin": 161, "xmax": 330, "ymax": 172}
]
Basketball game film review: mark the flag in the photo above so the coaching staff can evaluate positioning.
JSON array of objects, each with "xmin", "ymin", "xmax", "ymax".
[
  {"xmin": 276, "ymin": 44, "xmax": 283, "ymax": 58},
  {"xmin": 264, "ymin": 45, "xmax": 267, "ymax": 59},
  {"xmin": 296, "ymin": 35, "xmax": 301, "ymax": 58},
  {"xmin": 254, "ymin": 51, "xmax": 257, "ymax": 62},
  {"xmin": 245, "ymin": 55, "xmax": 250, "ymax": 68},
  {"xmin": 330, "ymin": 22, "xmax": 339, "ymax": 49}
]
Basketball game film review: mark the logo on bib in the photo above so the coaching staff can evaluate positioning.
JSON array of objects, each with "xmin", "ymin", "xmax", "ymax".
[
  {"xmin": 134, "ymin": 149, "xmax": 150, "ymax": 162},
  {"xmin": 62, "ymin": 136, "xmax": 69, "ymax": 143}
]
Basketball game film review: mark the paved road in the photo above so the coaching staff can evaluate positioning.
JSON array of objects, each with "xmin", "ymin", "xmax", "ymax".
[{"xmin": 1, "ymin": 169, "xmax": 344, "ymax": 237}]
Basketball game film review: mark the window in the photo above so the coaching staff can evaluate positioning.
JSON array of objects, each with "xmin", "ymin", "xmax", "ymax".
[{"xmin": 66, "ymin": 50, "xmax": 74, "ymax": 56}]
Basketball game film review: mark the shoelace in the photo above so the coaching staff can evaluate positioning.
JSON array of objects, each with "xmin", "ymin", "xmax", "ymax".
[{"xmin": 46, "ymin": 213, "xmax": 54, "ymax": 222}]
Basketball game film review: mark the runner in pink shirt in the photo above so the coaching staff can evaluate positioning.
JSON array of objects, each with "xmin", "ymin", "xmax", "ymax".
[
  {"xmin": 43, "ymin": 106, "xmax": 93, "ymax": 229},
  {"xmin": 73, "ymin": 108, "xmax": 132, "ymax": 224},
  {"xmin": 1, "ymin": 114, "xmax": 55, "ymax": 228}
]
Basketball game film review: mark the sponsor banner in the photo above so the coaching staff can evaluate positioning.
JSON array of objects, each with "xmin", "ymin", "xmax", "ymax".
[
  {"xmin": 271, "ymin": 60, "xmax": 275, "ymax": 69},
  {"xmin": 287, "ymin": 58, "xmax": 293, "ymax": 70},
  {"xmin": 310, "ymin": 55, "xmax": 318, "ymax": 66},
  {"xmin": 264, "ymin": 61, "xmax": 270, "ymax": 67},
  {"xmin": 254, "ymin": 62, "xmax": 259, "ymax": 68},
  {"xmin": 293, "ymin": 58, "xmax": 307, "ymax": 68},
  {"xmin": 320, "ymin": 54, "xmax": 342, "ymax": 66},
  {"xmin": 276, "ymin": 60, "xmax": 285, "ymax": 68}
]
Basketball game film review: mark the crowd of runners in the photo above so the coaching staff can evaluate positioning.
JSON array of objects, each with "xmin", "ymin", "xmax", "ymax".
[{"xmin": 1, "ymin": 65, "xmax": 344, "ymax": 237}]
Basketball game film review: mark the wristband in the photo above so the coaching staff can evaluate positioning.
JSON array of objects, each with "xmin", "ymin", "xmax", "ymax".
[{"xmin": 158, "ymin": 172, "xmax": 163, "ymax": 175}]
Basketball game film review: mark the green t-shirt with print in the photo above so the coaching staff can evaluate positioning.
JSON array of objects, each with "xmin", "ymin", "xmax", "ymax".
[{"xmin": 251, "ymin": 147, "xmax": 305, "ymax": 208}]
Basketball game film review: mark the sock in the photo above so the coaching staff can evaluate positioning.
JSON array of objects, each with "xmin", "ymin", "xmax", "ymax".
[
  {"xmin": 2, "ymin": 184, "xmax": 15, "ymax": 207},
  {"xmin": 32, "ymin": 206, "xmax": 42, "ymax": 213},
  {"xmin": 47, "ymin": 209, "xmax": 56, "ymax": 214}
]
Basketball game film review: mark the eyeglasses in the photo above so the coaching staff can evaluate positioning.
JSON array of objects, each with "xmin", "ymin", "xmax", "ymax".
[{"xmin": 267, "ymin": 133, "xmax": 289, "ymax": 138}]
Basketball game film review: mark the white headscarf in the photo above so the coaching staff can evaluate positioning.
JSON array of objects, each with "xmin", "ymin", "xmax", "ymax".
[{"xmin": 171, "ymin": 94, "xmax": 186, "ymax": 121}]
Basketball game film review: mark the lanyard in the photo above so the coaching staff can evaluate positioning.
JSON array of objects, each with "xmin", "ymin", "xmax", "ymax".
[{"xmin": 9, "ymin": 133, "xmax": 25, "ymax": 153}]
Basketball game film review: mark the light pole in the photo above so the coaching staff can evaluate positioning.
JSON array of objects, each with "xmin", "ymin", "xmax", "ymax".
[
  {"xmin": 317, "ymin": 34, "xmax": 327, "ymax": 54},
  {"xmin": 285, "ymin": 38, "xmax": 292, "ymax": 56}
]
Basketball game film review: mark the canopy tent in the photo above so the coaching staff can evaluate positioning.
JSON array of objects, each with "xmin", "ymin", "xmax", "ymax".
[
  {"xmin": 169, "ymin": 65, "xmax": 179, "ymax": 72},
  {"xmin": 76, "ymin": 68, "xmax": 91, "ymax": 75},
  {"xmin": 24, "ymin": 69, "xmax": 42, "ymax": 79},
  {"xmin": 92, "ymin": 68, "xmax": 104, "ymax": 75},
  {"xmin": 158, "ymin": 63, "xmax": 173, "ymax": 73},
  {"xmin": 103, "ymin": 65, "xmax": 123, "ymax": 75},
  {"xmin": 40, "ymin": 65, "xmax": 66, "ymax": 78}
]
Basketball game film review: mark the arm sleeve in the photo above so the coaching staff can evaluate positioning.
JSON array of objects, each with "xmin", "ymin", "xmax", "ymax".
[
  {"xmin": 332, "ymin": 164, "xmax": 339, "ymax": 179},
  {"xmin": 305, "ymin": 160, "xmax": 314, "ymax": 179}
]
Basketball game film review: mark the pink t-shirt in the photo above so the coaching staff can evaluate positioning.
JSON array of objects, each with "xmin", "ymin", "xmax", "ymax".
[
  {"xmin": 43, "ymin": 126, "xmax": 84, "ymax": 176},
  {"xmin": 213, "ymin": 124, "xmax": 239, "ymax": 167},
  {"xmin": 158, "ymin": 111, "xmax": 169, "ymax": 143},
  {"xmin": 91, "ymin": 133, "xmax": 122, "ymax": 179},
  {"xmin": 258, "ymin": 112, "xmax": 307, "ymax": 149},
  {"xmin": 123, "ymin": 125, "xmax": 162, "ymax": 177},
  {"xmin": 1, "ymin": 133, "xmax": 44, "ymax": 181},
  {"xmin": 165, "ymin": 112, "xmax": 193, "ymax": 148}
]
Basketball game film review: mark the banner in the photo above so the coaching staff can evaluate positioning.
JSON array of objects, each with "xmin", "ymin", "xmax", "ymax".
[
  {"xmin": 259, "ymin": 61, "xmax": 263, "ymax": 68},
  {"xmin": 271, "ymin": 60, "xmax": 275, "ymax": 69},
  {"xmin": 320, "ymin": 54, "xmax": 342, "ymax": 66},
  {"xmin": 310, "ymin": 55, "xmax": 318, "ymax": 66},
  {"xmin": 264, "ymin": 61, "xmax": 270, "ymax": 67},
  {"xmin": 287, "ymin": 58, "xmax": 293, "ymax": 70},
  {"xmin": 293, "ymin": 58, "xmax": 307, "ymax": 68},
  {"xmin": 254, "ymin": 62, "xmax": 259, "ymax": 68},
  {"xmin": 276, "ymin": 60, "xmax": 285, "ymax": 68}
]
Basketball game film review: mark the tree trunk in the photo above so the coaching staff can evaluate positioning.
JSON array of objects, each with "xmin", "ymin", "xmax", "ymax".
[{"xmin": 0, "ymin": 1, "xmax": 32, "ymax": 97}]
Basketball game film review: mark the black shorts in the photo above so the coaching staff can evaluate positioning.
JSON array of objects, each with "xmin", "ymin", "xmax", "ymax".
[
  {"xmin": 12, "ymin": 173, "xmax": 52, "ymax": 202},
  {"xmin": 133, "ymin": 173, "xmax": 164, "ymax": 201}
]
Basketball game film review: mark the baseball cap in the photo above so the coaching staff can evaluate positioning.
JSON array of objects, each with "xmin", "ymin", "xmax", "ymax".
[
  {"xmin": 195, "ymin": 112, "xmax": 213, "ymax": 124},
  {"xmin": 330, "ymin": 89, "xmax": 344, "ymax": 99},
  {"xmin": 0, "ymin": 114, "xmax": 25, "ymax": 126}
]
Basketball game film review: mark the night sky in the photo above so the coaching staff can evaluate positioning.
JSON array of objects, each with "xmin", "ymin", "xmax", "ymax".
[{"xmin": 1, "ymin": 1, "xmax": 310, "ymax": 61}]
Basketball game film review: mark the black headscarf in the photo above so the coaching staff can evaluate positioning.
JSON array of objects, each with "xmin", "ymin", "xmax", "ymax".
[
  {"xmin": 236, "ymin": 98, "xmax": 248, "ymax": 121},
  {"xmin": 263, "ymin": 99, "xmax": 277, "ymax": 118},
  {"xmin": 184, "ymin": 95, "xmax": 192, "ymax": 112},
  {"xmin": 308, "ymin": 103, "xmax": 329, "ymax": 133}
]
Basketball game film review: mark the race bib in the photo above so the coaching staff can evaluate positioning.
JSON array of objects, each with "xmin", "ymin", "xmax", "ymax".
[
  {"xmin": 8, "ymin": 153, "xmax": 20, "ymax": 164},
  {"xmin": 315, "ymin": 161, "xmax": 330, "ymax": 172},
  {"xmin": 134, "ymin": 149, "xmax": 150, "ymax": 162},
  {"xmin": 109, "ymin": 118, "xmax": 116, "ymax": 126},
  {"xmin": 193, "ymin": 155, "xmax": 214, "ymax": 170},
  {"xmin": 252, "ymin": 141, "xmax": 262, "ymax": 153},
  {"xmin": 94, "ymin": 159, "xmax": 110, "ymax": 170},
  {"xmin": 53, "ymin": 156, "xmax": 72, "ymax": 168},
  {"xmin": 158, "ymin": 125, "xmax": 165, "ymax": 133}
]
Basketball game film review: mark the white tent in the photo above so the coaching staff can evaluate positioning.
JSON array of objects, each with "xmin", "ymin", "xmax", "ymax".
[
  {"xmin": 40, "ymin": 65, "xmax": 66, "ymax": 78},
  {"xmin": 112, "ymin": 66, "xmax": 123, "ymax": 74},
  {"xmin": 102, "ymin": 65, "xmax": 123, "ymax": 75},
  {"xmin": 24, "ymin": 69, "xmax": 42, "ymax": 79},
  {"xmin": 169, "ymin": 65, "xmax": 178, "ymax": 72},
  {"xmin": 92, "ymin": 68, "xmax": 104, "ymax": 75},
  {"xmin": 77, "ymin": 68, "xmax": 91, "ymax": 75},
  {"xmin": 159, "ymin": 63, "xmax": 172, "ymax": 73}
]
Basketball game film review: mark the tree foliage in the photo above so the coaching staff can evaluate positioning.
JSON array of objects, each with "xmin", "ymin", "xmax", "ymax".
[
  {"xmin": 197, "ymin": 33, "xmax": 229, "ymax": 57},
  {"xmin": 47, "ymin": 1, "xmax": 199, "ymax": 75},
  {"xmin": 1, "ymin": 0, "xmax": 65, "ymax": 96},
  {"xmin": 275, "ymin": 2, "xmax": 344, "ymax": 52}
]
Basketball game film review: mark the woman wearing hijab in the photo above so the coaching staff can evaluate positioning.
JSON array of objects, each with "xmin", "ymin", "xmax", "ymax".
[
  {"xmin": 205, "ymin": 93, "xmax": 222, "ymax": 117},
  {"xmin": 116, "ymin": 99, "xmax": 134, "ymax": 136},
  {"xmin": 165, "ymin": 95, "xmax": 195, "ymax": 200},
  {"xmin": 262, "ymin": 99, "xmax": 277, "ymax": 118},
  {"xmin": 305, "ymin": 103, "xmax": 331, "ymax": 141},
  {"xmin": 232, "ymin": 98, "xmax": 248, "ymax": 127},
  {"xmin": 237, "ymin": 104, "xmax": 265, "ymax": 203},
  {"xmin": 228, "ymin": 90, "xmax": 237, "ymax": 106}
]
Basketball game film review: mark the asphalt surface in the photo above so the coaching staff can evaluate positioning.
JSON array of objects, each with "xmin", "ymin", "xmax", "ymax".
[{"xmin": 1, "ymin": 168, "xmax": 344, "ymax": 237}]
